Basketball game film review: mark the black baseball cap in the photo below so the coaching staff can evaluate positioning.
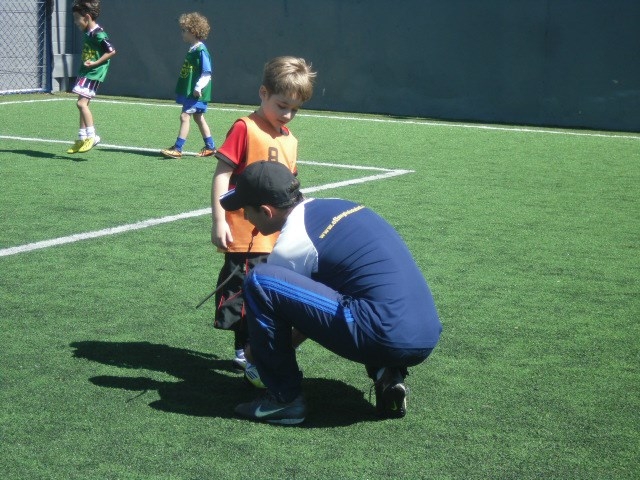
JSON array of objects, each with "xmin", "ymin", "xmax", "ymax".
[{"xmin": 220, "ymin": 161, "xmax": 301, "ymax": 211}]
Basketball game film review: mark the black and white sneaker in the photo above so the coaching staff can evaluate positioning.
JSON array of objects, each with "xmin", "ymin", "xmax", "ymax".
[
  {"xmin": 244, "ymin": 363, "xmax": 266, "ymax": 389},
  {"xmin": 374, "ymin": 367, "xmax": 407, "ymax": 418},
  {"xmin": 234, "ymin": 392, "xmax": 307, "ymax": 425},
  {"xmin": 232, "ymin": 355, "xmax": 247, "ymax": 372}
]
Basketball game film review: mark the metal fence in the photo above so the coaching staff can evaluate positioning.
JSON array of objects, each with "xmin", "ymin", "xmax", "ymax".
[{"xmin": 0, "ymin": 0, "xmax": 51, "ymax": 94}]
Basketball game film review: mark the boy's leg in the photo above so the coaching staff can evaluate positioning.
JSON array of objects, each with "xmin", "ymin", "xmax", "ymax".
[
  {"xmin": 71, "ymin": 78, "xmax": 102, "ymax": 153},
  {"xmin": 193, "ymin": 112, "xmax": 216, "ymax": 156},
  {"xmin": 178, "ymin": 111, "xmax": 191, "ymax": 139},
  {"xmin": 193, "ymin": 112, "xmax": 211, "ymax": 138},
  {"xmin": 77, "ymin": 96, "xmax": 93, "ymax": 131},
  {"xmin": 66, "ymin": 98, "xmax": 86, "ymax": 154},
  {"xmin": 213, "ymin": 255, "xmax": 246, "ymax": 371},
  {"xmin": 214, "ymin": 253, "xmax": 268, "ymax": 374},
  {"xmin": 161, "ymin": 111, "xmax": 190, "ymax": 158},
  {"xmin": 68, "ymin": 95, "xmax": 94, "ymax": 153},
  {"xmin": 231, "ymin": 324, "xmax": 248, "ymax": 371},
  {"xmin": 214, "ymin": 254, "xmax": 246, "ymax": 330}
]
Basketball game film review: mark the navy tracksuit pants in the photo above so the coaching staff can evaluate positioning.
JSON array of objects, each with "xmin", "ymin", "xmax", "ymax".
[{"xmin": 243, "ymin": 263, "xmax": 434, "ymax": 402}]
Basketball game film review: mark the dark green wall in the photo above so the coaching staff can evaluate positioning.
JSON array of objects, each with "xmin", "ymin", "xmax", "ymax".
[{"xmin": 97, "ymin": 0, "xmax": 640, "ymax": 132}]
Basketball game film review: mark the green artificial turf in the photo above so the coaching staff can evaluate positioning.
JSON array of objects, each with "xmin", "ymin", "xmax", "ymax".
[{"xmin": 1, "ymin": 93, "xmax": 638, "ymax": 479}]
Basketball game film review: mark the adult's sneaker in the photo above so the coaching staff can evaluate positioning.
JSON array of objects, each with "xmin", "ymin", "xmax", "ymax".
[
  {"xmin": 374, "ymin": 367, "xmax": 407, "ymax": 418},
  {"xmin": 161, "ymin": 146, "xmax": 182, "ymax": 159},
  {"xmin": 234, "ymin": 392, "xmax": 307, "ymax": 425}
]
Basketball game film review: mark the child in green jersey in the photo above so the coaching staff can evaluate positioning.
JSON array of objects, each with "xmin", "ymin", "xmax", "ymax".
[
  {"xmin": 66, "ymin": 0, "xmax": 116, "ymax": 154},
  {"xmin": 161, "ymin": 12, "xmax": 216, "ymax": 159}
]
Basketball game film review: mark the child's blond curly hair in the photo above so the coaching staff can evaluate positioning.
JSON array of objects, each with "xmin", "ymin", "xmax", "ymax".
[{"xmin": 179, "ymin": 12, "xmax": 211, "ymax": 41}]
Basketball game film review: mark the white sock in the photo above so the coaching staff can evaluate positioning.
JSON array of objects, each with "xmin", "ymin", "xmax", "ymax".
[
  {"xmin": 235, "ymin": 349, "xmax": 245, "ymax": 360},
  {"xmin": 78, "ymin": 128, "xmax": 87, "ymax": 140},
  {"xmin": 86, "ymin": 126, "xmax": 95, "ymax": 138}
]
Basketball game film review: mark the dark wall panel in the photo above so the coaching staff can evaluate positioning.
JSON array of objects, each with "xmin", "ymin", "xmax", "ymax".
[{"xmin": 96, "ymin": 0, "xmax": 640, "ymax": 132}]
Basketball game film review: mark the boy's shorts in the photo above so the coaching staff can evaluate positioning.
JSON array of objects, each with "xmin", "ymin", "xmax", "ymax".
[
  {"xmin": 214, "ymin": 252, "xmax": 269, "ymax": 331},
  {"xmin": 178, "ymin": 96, "xmax": 208, "ymax": 114},
  {"xmin": 72, "ymin": 77, "xmax": 101, "ymax": 99}
]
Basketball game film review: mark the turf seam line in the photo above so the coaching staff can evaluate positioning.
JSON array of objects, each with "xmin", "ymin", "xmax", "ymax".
[{"xmin": 2, "ymin": 97, "xmax": 638, "ymax": 140}]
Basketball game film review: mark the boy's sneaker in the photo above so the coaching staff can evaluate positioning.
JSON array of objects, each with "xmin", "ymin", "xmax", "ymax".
[
  {"xmin": 196, "ymin": 146, "xmax": 216, "ymax": 157},
  {"xmin": 66, "ymin": 139, "xmax": 84, "ymax": 154},
  {"xmin": 77, "ymin": 136, "xmax": 97, "ymax": 153},
  {"xmin": 374, "ymin": 367, "xmax": 407, "ymax": 418},
  {"xmin": 234, "ymin": 392, "xmax": 307, "ymax": 425},
  {"xmin": 93, "ymin": 135, "xmax": 101, "ymax": 147},
  {"xmin": 232, "ymin": 355, "xmax": 248, "ymax": 372},
  {"xmin": 244, "ymin": 363, "xmax": 266, "ymax": 389},
  {"xmin": 161, "ymin": 146, "xmax": 182, "ymax": 159}
]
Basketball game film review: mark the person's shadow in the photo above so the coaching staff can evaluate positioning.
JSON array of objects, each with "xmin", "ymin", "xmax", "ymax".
[
  {"xmin": 70, "ymin": 340, "xmax": 379, "ymax": 427},
  {"xmin": 0, "ymin": 148, "xmax": 88, "ymax": 161}
]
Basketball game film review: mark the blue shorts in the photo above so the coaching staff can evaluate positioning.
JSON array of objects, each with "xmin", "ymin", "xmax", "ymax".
[{"xmin": 176, "ymin": 95, "xmax": 207, "ymax": 114}]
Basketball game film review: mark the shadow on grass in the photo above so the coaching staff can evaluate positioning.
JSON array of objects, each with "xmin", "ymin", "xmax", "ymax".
[
  {"xmin": 70, "ymin": 340, "xmax": 378, "ymax": 427},
  {"xmin": 0, "ymin": 148, "xmax": 88, "ymax": 162}
]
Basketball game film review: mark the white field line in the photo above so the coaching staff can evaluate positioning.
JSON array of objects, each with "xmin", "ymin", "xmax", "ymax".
[
  {"xmin": 0, "ymin": 97, "xmax": 69, "ymax": 105},
  {"xmin": 0, "ymin": 132, "xmax": 411, "ymax": 257},
  {"xmin": 0, "ymin": 209, "xmax": 210, "ymax": 257},
  {"xmin": 1, "ymin": 97, "xmax": 638, "ymax": 140},
  {"xmin": 1, "ymin": 95, "xmax": 635, "ymax": 257},
  {"xmin": 302, "ymin": 169, "xmax": 413, "ymax": 194},
  {"xmin": 0, "ymin": 170, "xmax": 409, "ymax": 257}
]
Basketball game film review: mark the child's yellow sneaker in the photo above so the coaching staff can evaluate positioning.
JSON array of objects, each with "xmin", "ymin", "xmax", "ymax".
[
  {"xmin": 77, "ymin": 137, "xmax": 96, "ymax": 153},
  {"xmin": 66, "ymin": 139, "xmax": 84, "ymax": 154}
]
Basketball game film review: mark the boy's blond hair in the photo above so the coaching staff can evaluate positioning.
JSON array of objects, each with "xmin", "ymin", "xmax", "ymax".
[
  {"xmin": 179, "ymin": 12, "xmax": 211, "ymax": 41},
  {"xmin": 262, "ymin": 56, "xmax": 316, "ymax": 103}
]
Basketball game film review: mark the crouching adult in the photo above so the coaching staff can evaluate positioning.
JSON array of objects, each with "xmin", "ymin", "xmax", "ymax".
[{"xmin": 219, "ymin": 161, "xmax": 442, "ymax": 424}]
